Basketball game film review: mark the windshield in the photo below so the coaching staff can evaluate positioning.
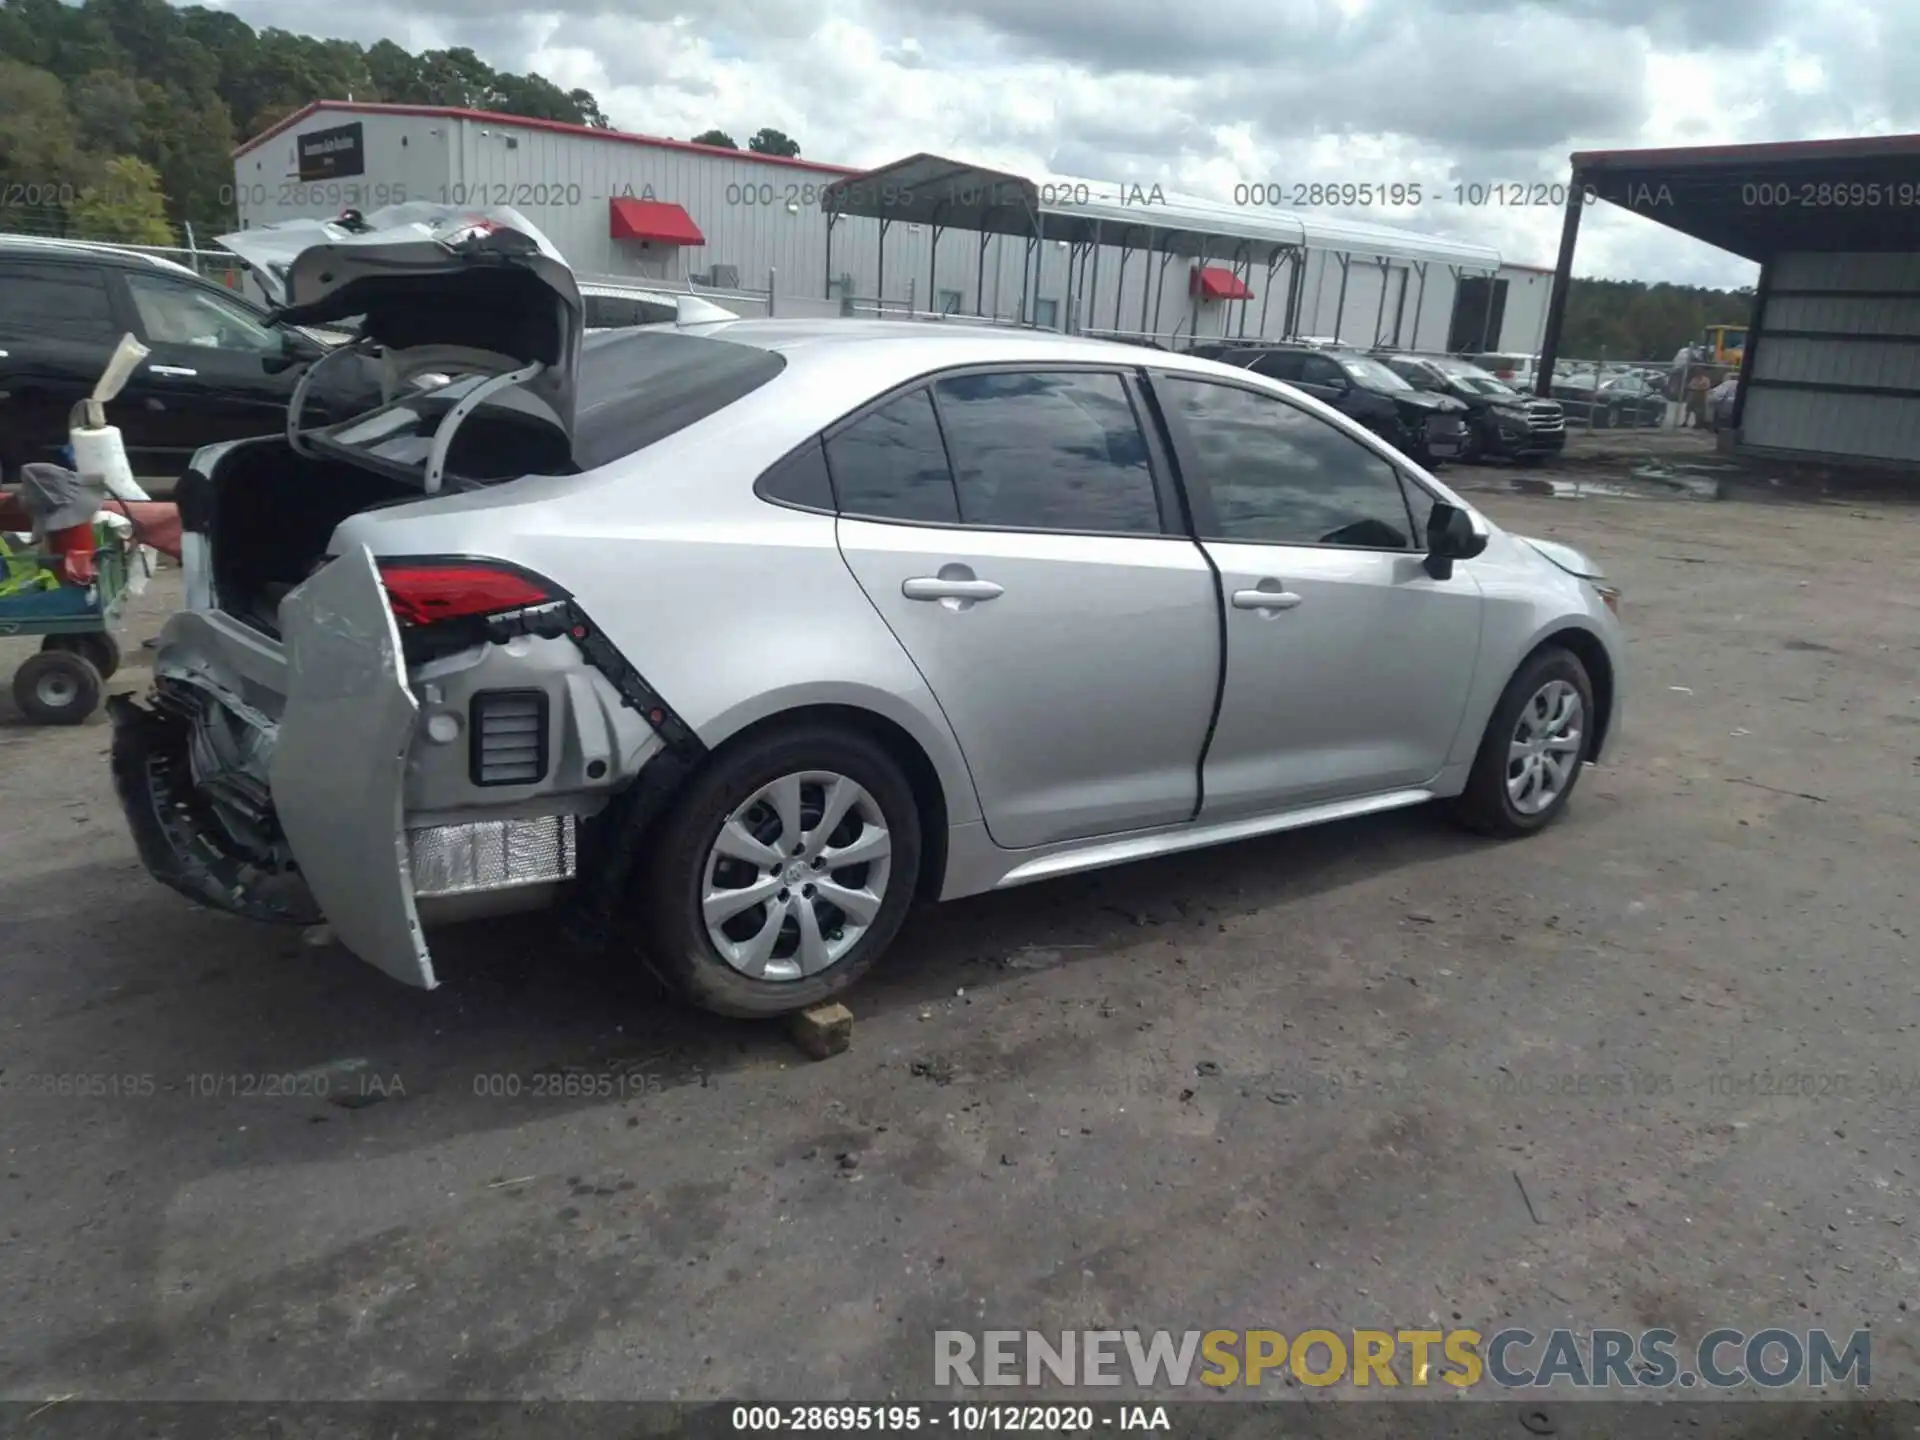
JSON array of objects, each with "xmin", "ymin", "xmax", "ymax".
[
  {"xmin": 1341, "ymin": 356, "xmax": 1412, "ymax": 391},
  {"xmin": 1430, "ymin": 359, "xmax": 1516, "ymax": 396}
]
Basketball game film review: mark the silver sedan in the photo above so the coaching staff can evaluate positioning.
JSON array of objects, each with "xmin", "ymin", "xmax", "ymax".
[{"xmin": 111, "ymin": 209, "xmax": 1626, "ymax": 1016}]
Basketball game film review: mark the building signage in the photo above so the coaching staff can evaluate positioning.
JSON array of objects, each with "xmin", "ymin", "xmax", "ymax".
[{"xmin": 298, "ymin": 122, "xmax": 365, "ymax": 181}]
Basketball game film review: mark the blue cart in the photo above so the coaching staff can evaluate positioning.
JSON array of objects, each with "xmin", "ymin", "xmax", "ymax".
[{"xmin": 1, "ymin": 528, "xmax": 131, "ymax": 725}]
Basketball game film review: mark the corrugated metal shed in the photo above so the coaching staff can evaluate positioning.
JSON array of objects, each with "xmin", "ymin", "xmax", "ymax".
[
  {"xmin": 1743, "ymin": 251, "xmax": 1920, "ymax": 463},
  {"xmin": 229, "ymin": 104, "xmax": 1541, "ymax": 353}
]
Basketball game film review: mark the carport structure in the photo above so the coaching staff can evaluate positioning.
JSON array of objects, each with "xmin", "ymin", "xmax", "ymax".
[
  {"xmin": 820, "ymin": 154, "xmax": 1304, "ymax": 342},
  {"xmin": 820, "ymin": 154, "xmax": 1503, "ymax": 348},
  {"xmin": 1538, "ymin": 134, "xmax": 1920, "ymax": 468}
]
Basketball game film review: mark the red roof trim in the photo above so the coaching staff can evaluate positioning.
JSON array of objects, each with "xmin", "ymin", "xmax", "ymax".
[
  {"xmin": 1573, "ymin": 133, "xmax": 1920, "ymax": 170},
  {"xmin": 1192, "ymin": 264, "xmax": 1254, "ymax": 301},
  {"xmin": 609, "ymin": 197, "xmax": 705, "ymax": 245},
  {"xmin": 233, "ymin": 101, "xmax": 859, "ymax": 176}
]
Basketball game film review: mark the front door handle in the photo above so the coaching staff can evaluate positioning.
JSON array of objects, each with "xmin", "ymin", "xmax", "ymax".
[
  {"xmin": 903, "ymin": 577, "xmax": 1004, "ymax": 603},
  {"xmin": 1232, "ymin": 582, "xmax": 1303, "ymax": 612},
  {"xmin": 149, "ymin": 365, "xmax": 198, "ymax": 378}
]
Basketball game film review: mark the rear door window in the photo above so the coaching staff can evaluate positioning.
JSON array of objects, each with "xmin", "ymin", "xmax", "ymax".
[
  {"xmin": 1299, "ymin": 354, "xmax": 1348, "ymax": 386},
  {"xmin": 1248, "ymin": 351, "xmax": 1301, "ymax": 380},
  {"xmin": 823, "ymin": 388, "xmax": 960, "ymax": 524},
  {"xmin": 0, "ymin": 261, "xmax": 117, "ymax": 341},
  {"xmin": 931, "ymin": 369, "xmax": 1162, "ymax": 534}
]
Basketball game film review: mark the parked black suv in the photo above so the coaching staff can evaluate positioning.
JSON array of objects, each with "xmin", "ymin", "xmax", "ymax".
[
  {"xmin": 0, "ymin": 237, "xmax": 383, "ymax": 481},
  {"xmin": 1216, "ymin": 343, "xmax": 1470, "ymax": 468},
  {"xmin": 1379, "ymin": 352, "xmax": 1567, "ymax": 462}
]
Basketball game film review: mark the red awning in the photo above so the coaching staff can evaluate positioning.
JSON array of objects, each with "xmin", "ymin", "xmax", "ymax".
[
  {"xmin": 1191, "ymin": 265, "xmax": 1254, "ymax": 301},
  {"xmin": 608, "ymin": 198, "xmax": 705, "ymax": 245}
]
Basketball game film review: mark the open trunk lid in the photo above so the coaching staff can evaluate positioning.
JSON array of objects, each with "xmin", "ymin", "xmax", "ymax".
[{"xmin": 218, "ymin": 203, "xmax": 584, "ymax": 443}]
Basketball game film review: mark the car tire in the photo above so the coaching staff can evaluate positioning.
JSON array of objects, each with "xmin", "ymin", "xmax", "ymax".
[
  {"xmin": 1450, "ymin": 646, "xmax": 1594, "ymax": 839},
  {"xmin": 1457, "ymin": 428, "xmax": 1482, "ymax": 465},
  {"xmin": 13, "ymin": 649, "xmax": 103, "ymax": 726},
  {"xmin": 43, "ymin": 631, "xmax": 121, "ymax": 680},
  {"xmin": 634, "ymin": 723, "xmax": 924, "ymax": 1018}
]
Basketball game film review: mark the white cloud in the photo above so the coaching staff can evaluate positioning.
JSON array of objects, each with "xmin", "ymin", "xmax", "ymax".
[{"xmin": 206, "ymin": 0, "xmax": 1920, "ymax": 286}]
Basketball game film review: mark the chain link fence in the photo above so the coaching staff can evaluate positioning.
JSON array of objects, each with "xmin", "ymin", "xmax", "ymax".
[{"xmin": 1545, "ymin": 355, "xmax": 1739, "ymax": 432}]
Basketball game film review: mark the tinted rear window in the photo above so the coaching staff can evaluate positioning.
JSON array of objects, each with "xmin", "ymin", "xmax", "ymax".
[
  {"xmin": 572, "ymin": 329, "xmax": 787, "ymax": 468},
  {"xmin": 0, "ymin": 260, "xmax": 116, "ymax": 340}
]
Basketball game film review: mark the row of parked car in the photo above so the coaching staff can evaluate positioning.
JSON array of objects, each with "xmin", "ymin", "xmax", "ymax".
[{"xmin": 1186, "ymin": 339, "xmax": 1569, "ymax": 468}]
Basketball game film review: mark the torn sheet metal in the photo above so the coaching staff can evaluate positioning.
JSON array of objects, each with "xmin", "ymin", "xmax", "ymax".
[{"xmin": 268, "ymin": 544, "xmax": 436, "ymax": 989}]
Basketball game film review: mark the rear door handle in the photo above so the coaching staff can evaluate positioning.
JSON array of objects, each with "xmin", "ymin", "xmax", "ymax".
[
  {"xmin": 903, "ymin": 577, "xmax": 1004, "ymax": 602},
  {"xmin": 149, "ymin": 365, "xmax": 198, "ymax": 378},
  {"xmin": 1232, "ymin": 584, "xmax": 1303, "ymax": 612}
]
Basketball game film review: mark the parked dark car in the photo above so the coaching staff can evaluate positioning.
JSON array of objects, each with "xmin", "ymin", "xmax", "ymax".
[
  {"xmin": 1549, "ymin": 371, "xmax": 1668, "ymax": 429},
  {"xmin": 0, "ymin": 237, "xmax": 384, "ymax": 481},
  {"xmin": 1221, "ymin": 344, "xmax": 1470, "ymax": 468},
  {"xmin": 1380, "ymin": 352, "xmax": 1567, "ymax": 463}
]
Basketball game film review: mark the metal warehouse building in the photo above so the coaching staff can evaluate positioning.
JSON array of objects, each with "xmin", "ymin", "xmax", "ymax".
[
  {"xmin": 233, "ymin": 100, "xmax": 1551, "ymax": 353},
  {"xmin": 1540, "ymin": 134, "xmax": 1920, "ymax": 470}
]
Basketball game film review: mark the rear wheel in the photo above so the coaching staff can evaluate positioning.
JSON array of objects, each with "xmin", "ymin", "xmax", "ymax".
[
  {"xmin": 634, "ymin": 724, "xmax": 923, "ymax": 1017},
  {"xmin": 1451, "ymin": 646, "xmax": 1593, "ymax": 838},
  {"xmin": 42, "ymin": 631, "xmax": 121, "ymax": 680},
  {"xmin": 13, "ymin": 650, "xmax": 103, "ymax": 725}
]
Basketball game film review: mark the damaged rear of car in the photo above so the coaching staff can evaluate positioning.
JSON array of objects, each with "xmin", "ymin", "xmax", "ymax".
[{"xmin": 109, "ymin": 205, "xmax": 745, "ymax": 988}]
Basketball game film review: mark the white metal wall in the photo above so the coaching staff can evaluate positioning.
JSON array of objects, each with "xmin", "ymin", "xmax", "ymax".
[
  {"xmin": 1743, "ymin": 251, "xmax": 1920, "ymax": 463},
  {"xmin": 1498, "ymin": 268, "xmax": 1553, "ymax": 357},
  {"xmin": 233, "ymin": 110, "xmax": 448, "ymax": 226},
  {"xmin": 232, "ymin": 106, "xmax": 1536, "ymax": 352}
]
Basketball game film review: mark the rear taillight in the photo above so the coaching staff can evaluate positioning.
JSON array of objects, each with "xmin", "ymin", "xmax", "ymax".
[{"xmin": 377, "ymin": 561, "xmax": 556, "ymax": 627}]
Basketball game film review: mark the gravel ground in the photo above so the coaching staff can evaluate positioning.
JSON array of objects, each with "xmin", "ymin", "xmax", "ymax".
[{"xmin": 2, "ymin": 475, "xmax": 1917, "ymax": 1421}]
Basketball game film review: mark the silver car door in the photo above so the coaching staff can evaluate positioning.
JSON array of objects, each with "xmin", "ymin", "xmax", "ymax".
[
  {"xmin": 270, "ymin": 543, "xmax": 436, "ymax": 988},
  {"xmin": 830, "ymin": 372, "xmax": 1219, "ymax": 851},
  {"xmin": 1152, "ymin": 374, "xmax": 1484, "ymax": 819}
]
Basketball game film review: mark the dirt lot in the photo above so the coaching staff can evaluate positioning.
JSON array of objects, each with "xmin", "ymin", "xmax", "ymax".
[{"xmin": 3, "ymin": 461, "xmax": 1918, "ymax": 1415}]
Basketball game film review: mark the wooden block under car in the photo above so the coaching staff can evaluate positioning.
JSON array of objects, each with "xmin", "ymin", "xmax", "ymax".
[{"xmin": 790, "ymin": 1003, "xmax": 854, "ymax": 1060}]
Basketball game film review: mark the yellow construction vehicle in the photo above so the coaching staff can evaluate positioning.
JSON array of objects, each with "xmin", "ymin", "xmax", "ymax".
[{"xmin": 1703, "ymin": 323, "xmax": 1746, "ymax": 369}]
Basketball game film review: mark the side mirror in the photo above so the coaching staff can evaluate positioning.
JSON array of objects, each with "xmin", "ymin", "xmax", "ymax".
[
  {"xmin": 262, "ymin": 328, "xmax": 319, "ymax": 374},
  {"xmin": 1424, "ymin": 500, "xmax": 1488, "ymax": 580}
]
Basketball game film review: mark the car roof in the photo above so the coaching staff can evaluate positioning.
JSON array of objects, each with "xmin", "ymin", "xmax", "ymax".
[
  {"xmin": 682, "ymin": 317, "xmax": 1286, "ymax": 389},
  {"xmin": 595, "ymin": 318, "xmax": 1397, "ymax": 467},
  {"xmin": 0, "ymin": 234, "xmax": 203, "ymax": 279}
]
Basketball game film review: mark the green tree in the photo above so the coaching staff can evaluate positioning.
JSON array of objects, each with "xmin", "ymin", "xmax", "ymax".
[
  {"xmin": 69, "ymin": 152, "xmax": 172, "ymax": 241},
  {"xmin": 70, "ymin": 66, "xmax": 144, "ymax": 153},
  {"xmin": 0, "ymin": 58, "xmax": 81, "ymax": 229},
  {"xmin": 747, "ymin": 126, "xmax": 799, "ymax": 157},
  {"xmin": 569, "ymin": 88, "xmax": 610, "ymax": 128},
  {"xmin": 691, "ymin": 128, "xmax": 737, "ymax": 148}
]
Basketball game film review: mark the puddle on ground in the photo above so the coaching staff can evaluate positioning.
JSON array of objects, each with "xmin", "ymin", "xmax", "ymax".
[{"xmin": 1497, "ymin": 465, "xmax": 1728, "ymax": 502}]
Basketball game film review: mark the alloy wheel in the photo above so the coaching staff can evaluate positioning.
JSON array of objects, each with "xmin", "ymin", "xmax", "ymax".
[
  {"xmin": 1507, "ymin": 680, "xmax": 1584, "ymax": 815},
  {"xmin": 701, "ymin": 770, "xmax": 893, "ymax": 981}
]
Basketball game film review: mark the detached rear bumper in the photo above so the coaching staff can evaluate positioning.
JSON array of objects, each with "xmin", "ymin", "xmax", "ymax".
[{"xmin": 110, "ymin": 546, "xmax": 663, "ymax": 988}]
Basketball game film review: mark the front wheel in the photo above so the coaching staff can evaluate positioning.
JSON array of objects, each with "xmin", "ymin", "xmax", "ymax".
[
  {"xmin": 1451, "ymin": 647, "xmax": 1594, "ymax": 837},
  {"xmin": 634, "ymin": 724, "xmax": 923, "ymax": 1017}
]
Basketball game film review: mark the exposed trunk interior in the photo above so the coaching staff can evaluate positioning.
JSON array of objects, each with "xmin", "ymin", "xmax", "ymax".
[{"xmin": 200, "ymin": 440, "xmax": 420, "ymax": 638}]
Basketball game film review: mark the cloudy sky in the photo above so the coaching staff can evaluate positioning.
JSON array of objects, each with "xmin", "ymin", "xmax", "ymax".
[{"xmin": 210, "ymin": 0, "xmax": 1918, "ymax": 286}]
